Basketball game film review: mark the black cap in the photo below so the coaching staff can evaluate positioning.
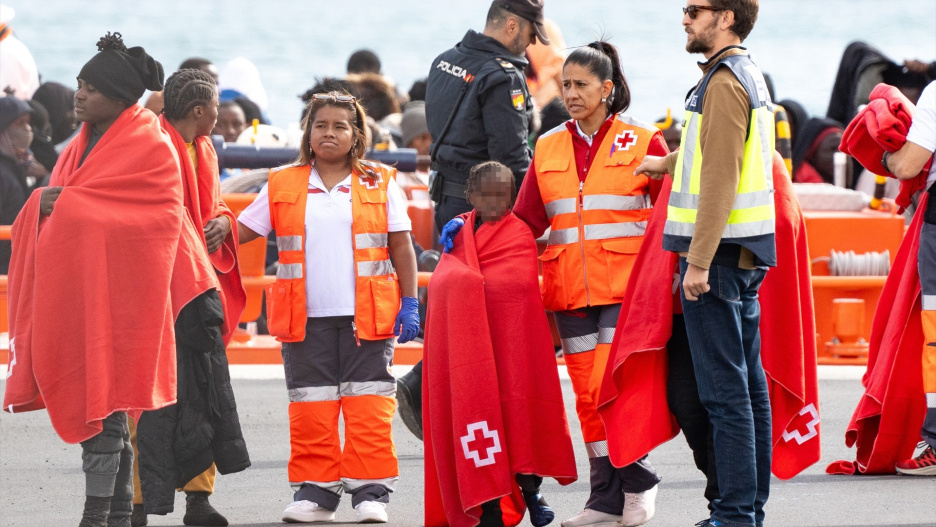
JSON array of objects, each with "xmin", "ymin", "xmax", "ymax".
[
  {"xmin": 497, "ymin": 0, "xmax": 550, "ymax": 45},
  {"xmin": 78, "ymin": 32, "xmax": 164, "ymax": 104},
  {"xmin": 0, "ymin": 95, "xmax": 33, "ymax": 132}
]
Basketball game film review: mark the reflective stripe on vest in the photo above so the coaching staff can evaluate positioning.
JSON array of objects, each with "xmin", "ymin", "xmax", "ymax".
[
  {"xmin": 534, "ymin": 114, "xmax": 657, "ymax": 311},
  {"xmin": 664, "ymin": 54, "xmax": 776, "ymax": 256},
  {"xmin": 266, "ymin": 163, "xmax": 400, "ymax": 343}
]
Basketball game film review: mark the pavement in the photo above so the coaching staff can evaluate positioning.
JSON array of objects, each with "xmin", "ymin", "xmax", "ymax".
[{"xmin": 2, "ymin": 365, "xmax": 935, "ymax": 527}]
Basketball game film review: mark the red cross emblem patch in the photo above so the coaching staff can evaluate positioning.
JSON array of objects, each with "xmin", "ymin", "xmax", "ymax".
[
  {"xmin": 611, "ymin": 130, "xmax": 638, "ymax": 155},
  {"xmin": 781, "ymin": 403, "xmax": 820, "ymax": 444},
  {"xmin": 460, "ymin": 421, "xmax": 502, "ymax": 468}
]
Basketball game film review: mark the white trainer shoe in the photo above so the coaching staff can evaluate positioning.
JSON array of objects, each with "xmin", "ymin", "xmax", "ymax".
[
  {"xmin": 354, "ymin": 500, "xmax": 388, "ymax": 523},
  {"xmin": 622, "ymin": 484, "xmax": 658, "ymax": 526},
  {"xmin": 282, "ymin": 500, "xmax": 336, "ymax": 523},
  {"xmin": 560, "ymin": 508, "xmax": 623, "ymax": 527}
]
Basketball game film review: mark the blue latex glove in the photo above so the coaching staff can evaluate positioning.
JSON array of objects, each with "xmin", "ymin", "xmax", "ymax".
[
  {"xmin": 439, "ymin": 217, "xmax": 465, "ymax": 253},
  {"xmin": 395, "ymin": 296, "xmax": 420, "ymax": 344}
]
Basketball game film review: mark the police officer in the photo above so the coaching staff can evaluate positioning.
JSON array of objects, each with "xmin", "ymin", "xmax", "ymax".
[
  {"xmin": 425, "ymin": 0, "xmax": 548, "ymax": 230},
  {"xmin": 395, "ymin": 0, "xmax": 549, "ymax": 444}
]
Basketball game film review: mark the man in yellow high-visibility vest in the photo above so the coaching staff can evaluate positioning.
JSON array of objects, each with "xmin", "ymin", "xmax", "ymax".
[{"xmin": 636, "ymin": 1, "xmax": 775, "ymax": 526}]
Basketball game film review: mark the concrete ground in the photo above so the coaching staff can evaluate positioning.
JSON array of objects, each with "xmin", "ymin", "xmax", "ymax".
[{"xmin": 1, "ymin": 365, "xmax": 934, "ymax": 527}]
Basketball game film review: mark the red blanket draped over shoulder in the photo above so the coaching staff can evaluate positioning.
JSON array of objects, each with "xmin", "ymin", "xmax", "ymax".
[
  {"xmin": 827, "ymin": 192, "xmax": 928, "ymax": 475},
  {"xmin": 159, "ymin": 114, "xmax": 246, "ymax": 345},
  {"xmin": 597, "ymin": 154, "xmax": 821, "ymax": 480},
  {"xmin": 424, "ymin": 211, "xmax": 577, "ymax": 527},
  {"xmin": 3, "ymin": 105, "xmax": 214, "ymax": 444}
]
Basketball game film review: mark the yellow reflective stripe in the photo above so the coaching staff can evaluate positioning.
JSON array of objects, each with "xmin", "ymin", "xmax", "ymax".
[
  {"xmin": 357, "ymin": 259, "xmax": 395, "ymax": 276},
  {"xmin": 727, "ymin": 204, "xmax": 774, "ymax": 224},
  {"xmin": 277, "ymin": 235, "xmax": 302, "ymax": 252},
  {"xmin": 355, "ymin": 233, "xmax": 388, "ymax": 249},
  {"xmin": 277, "ymin": 263, "xmax": 303, "ymax": 279},
  {"xmin": 339, "ymin": 381, "xmax": 396, "ymax": 397},
  {"xmin": 545, "ymin": 198, "xmax": 577, "ymax": 219},
  {"xmin": 667, "ymin": 205, "xmax": 697, "ymax": 223},
  {"xmin": 582, "ymin": 194, "xmax": 651, "ymax": 211},
  {"xmin": 289, "ymin": 386, "xmax": 339, "ymax": 402},
  {"xmin": 548, "ymin": 227, "xmax": 579, "ymax": 245},
  {"xmin": 584, "ymin": 222, "xmax": 646, "ymax": 240}
]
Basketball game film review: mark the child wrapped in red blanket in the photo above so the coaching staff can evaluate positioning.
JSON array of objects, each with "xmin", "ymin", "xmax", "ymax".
[{"xmin": 424, "ymin": 161, "xmax": 577, "ymax": 527}]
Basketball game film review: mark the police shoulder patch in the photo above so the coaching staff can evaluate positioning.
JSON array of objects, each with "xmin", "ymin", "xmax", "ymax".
[{"xmin": 510, "ymin": 89, "xmax": 525, "ymax": 111}]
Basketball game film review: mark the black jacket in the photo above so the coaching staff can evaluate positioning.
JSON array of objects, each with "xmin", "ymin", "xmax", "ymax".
[
  {"xmin": 425, "ymin": 30, "xmax": 533, "ymax": 186},
  {"xmin": 136, "ymin": 290, "xmax": 250, "ymax": 515},
  {"xmin": 1, "ymin": 154, "xmax": 28, "ymax": 274}
]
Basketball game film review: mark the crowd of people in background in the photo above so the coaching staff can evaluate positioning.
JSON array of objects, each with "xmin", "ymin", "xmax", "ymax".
[{"xmin": 1, "ymin": 1, "xmax": 936, "ymax": 527}]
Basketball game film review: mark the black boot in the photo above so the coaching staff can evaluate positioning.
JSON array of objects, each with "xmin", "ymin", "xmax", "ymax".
[
  {"xmin": 130, "ymin": 504, "xmax": 147, "ymax": 527},
  {"xmin": 183, "ymin": 492, "xmax": 228, "ymax": 526},
  {"xmin": 107, "ymin": 500, "xmax": 132, "ymax": 527},
  {"xmin": 396, "ymin": 365, "xmax": 423, "ymax": 440},
  {"xmin": 79, "ymin": 496, "xmax": 111, "ymax": 527}
]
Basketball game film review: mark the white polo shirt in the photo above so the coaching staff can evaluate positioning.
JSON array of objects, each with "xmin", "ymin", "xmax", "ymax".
[
  {"xmin": 238, "ymin": 166, "xmax": 412, "ymax": 317},
  {"xmin": 907, "ymin": 81, "xmax": 936, "ymax": 188}
]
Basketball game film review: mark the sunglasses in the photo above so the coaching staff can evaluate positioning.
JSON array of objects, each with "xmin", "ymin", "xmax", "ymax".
[
  {"xmin": 683, "ymin": 4, "xmax": 723, "ymax": 19},
  {"xmin": 311, "ymin": 92, "xmax": 357, "ymax": 104}
]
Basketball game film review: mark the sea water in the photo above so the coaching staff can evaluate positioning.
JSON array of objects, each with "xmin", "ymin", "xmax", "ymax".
[{"xmin": 10, "ymin": 0, "xmax": 936, "ymax": 130}]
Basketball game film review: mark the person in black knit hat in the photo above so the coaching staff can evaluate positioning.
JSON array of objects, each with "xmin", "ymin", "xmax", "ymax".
[{"xmin": 38, "ymin": 32, "xmax": 166, "ymax": 527}]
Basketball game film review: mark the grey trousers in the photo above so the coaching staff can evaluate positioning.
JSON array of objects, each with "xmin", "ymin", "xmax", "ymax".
[{"xmin": 80, "ymin": 411, "xmax": 134, "ymax": 502}]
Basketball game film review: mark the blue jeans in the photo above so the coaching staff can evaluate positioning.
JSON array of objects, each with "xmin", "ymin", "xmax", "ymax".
[{"xmin": 678, "ymin": 259, "xmax": 771, "ymax": 527}]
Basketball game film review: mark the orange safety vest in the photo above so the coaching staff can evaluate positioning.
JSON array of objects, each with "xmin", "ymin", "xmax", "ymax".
[
  {"xmin": 265, "ymin": 162, "xmax": 401, "ymax": 343},
  {"xmin": 534, "ymin": 115, "xmax": 656, "ymax": 312}
]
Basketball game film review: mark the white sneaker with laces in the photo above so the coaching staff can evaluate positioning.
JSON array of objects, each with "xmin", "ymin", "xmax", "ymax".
[
  {"xmin": 282, "ymin": 500, "xmax": 336, "ymax": 523},
  {"xmin": 622, "ymin": 484, "xmax": 658, "ymax": 527},
  {"xmin": 354, "ymin": 500, "xmax": 388, "ymax": 523},
  {"xmin": 560, "ymin": 508, "xmax": 623, "ymax": 527}
]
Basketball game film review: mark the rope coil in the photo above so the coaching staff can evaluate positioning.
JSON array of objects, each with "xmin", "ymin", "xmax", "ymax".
[{"xmin": 815, "ymin": 250, "xmax": 891, "ymax": 276}]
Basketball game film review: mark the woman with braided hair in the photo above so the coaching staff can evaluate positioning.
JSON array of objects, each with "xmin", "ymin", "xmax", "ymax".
[{"xmin": 126, "ymin": 67, "xmax": 250, "ymax": 527}]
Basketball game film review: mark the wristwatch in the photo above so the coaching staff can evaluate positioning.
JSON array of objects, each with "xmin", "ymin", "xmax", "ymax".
[{"xmin": 881, "ymin": 151, "xmax": 892, "ymax": 174}]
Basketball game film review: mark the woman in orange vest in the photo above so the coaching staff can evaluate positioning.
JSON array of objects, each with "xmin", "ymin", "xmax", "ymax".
[
  {"xmin": 512, "ymin": 41, "xmax": 668, "ymax": 527},
  {"xmin": 237, "ymin": 91, "xmax": 419, "ymax": 524}
]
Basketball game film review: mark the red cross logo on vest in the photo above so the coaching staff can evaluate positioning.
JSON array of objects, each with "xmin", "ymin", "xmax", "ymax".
[
  {"xmin": 460, "ymin": 421, "xmax": 502, "ymax": 468},
  {"xmin": 780, "ymin": 403, "xmax": 820, "ymax": 444},
  {"xmin": 611, "ymin": 130, "xmax": 638, "ymax": 155},
  {"xmin": 360, "ymin": 173, "xmax": 382, "ymax": 190}
]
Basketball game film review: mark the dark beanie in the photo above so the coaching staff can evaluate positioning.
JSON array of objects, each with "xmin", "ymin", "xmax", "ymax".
[{"xmin": 78, "ymin": 32, "xmax": 164, "ymax": 104}]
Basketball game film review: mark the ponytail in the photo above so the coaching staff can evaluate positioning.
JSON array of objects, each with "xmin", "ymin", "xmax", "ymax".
[{"xmin": 565, "ymin": 40, "xmax": 631, "ymax": 115}]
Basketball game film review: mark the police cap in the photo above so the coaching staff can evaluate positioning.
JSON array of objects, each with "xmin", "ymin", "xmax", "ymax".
[{"xmin": 496, "ymin": 0, "xmax": 550, "ymax": 45}]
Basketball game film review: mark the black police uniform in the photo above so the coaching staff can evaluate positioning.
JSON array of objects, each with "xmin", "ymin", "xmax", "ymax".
[{"xmin": 425, "ymin": 29, "xmax": 533, "ymax": 229}]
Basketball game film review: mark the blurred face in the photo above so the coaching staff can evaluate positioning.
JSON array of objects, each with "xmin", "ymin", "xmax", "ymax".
[
  {"xmin": 683, "ymin": 2, "xmax": 721, "ymax": 54},
  {"xmin": 409, "ymin": 132, "xmax": 432, "ymax": 157},
  {"xmin": 468, "ymin": 168, "xmax": 514, "ymax": 223},
  {"xmin": 508, "ymin": 17, "xmax": 537, "ymax": 56},
  {"xmin": 812, "ymin": 131, "xmax": 850, "ymax": 184},
  {"xmin": 200, "ymin": 63, "xmax": 220, "ymax": 83},
  {"xmin": 562, "ymin": 62, "xmax": 611, "ymax": 122},
  {"xmin": 74, "ymin": 78, "xmax": 127, "ymax": 131},
  {"xmin": 309, "ymin": 105, "xmax": 356, "ymax": 164},
  {"xmin": 193, "ymin": 93, "xmax": 220, "ymax": 137},
  {"xmin": 6, "ymin": 113, "xmax": 33, "ymax": 150},
  {"xmin": 213, "ymin": 103, "xmax": 247, "ymax": 143}
]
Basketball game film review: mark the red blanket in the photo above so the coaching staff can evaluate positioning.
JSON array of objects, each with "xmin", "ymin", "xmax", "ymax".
[
  {"xmin": 598, "ymin": 154, "xmax": 820, "ymax": 479},
  {"xmin": 826, "ymin": 192, "xmax": 928, "ymax": 475},
  {"xmin": 2, "ymin": 105, "xmax": 210, "ymax": 444},
  {"xmin": 160, "ymin": 114, "xmax": 246, "ymax": 345},
  {"xmin": 424, "ymin": 211, "xmax": 577, "ymax": 527},
  {"xmin": 840, "ymin": 83, "xmax": 931, "ymax": 212}
]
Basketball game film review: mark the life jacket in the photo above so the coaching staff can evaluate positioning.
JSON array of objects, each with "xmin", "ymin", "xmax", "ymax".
[
  {"xmin": 265, "ymin": 161, "xmax": 401, "ymax": 343},
  {"xmin": 533, "ymin": 114, "xmax": 656, "ymax": 311},
  {"xmin": 663, "ymin": 53, "xmax": 777, "ymax": 266}
]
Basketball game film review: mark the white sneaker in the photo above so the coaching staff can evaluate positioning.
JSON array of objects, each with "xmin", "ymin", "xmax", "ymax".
[
  {"xmin": 560, "ymin": 508, "xmax": 623, "ymax": 527},
  {"xmin": 354, "ymin": 500, "xmax": 388, "ymax": 523},
  {"xmin": 622, "ymin": 484, "xmax": 658, "ymax": 527},
  {"xmin": 282, "ymin": 500, "xmax": 336, "ymax": 523}
]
